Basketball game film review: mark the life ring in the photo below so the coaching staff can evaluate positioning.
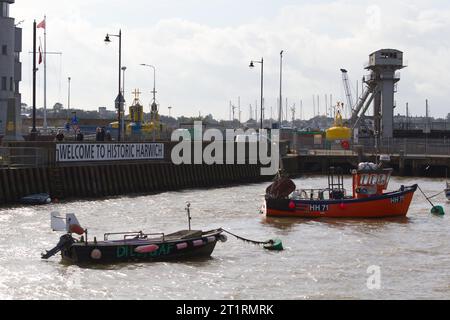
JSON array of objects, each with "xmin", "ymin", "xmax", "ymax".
[
  {"xmin": 341, "ymin": 140, "xmax": 350, "ymax": 150},
  {"xmin": 90, "ymin": 249, "xmax": 102, "ymax": 260}
]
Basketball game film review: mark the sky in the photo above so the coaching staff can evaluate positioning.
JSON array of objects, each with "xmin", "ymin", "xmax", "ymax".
[{"xmin": 11, "ymin": 0, "xmax": 450, "ymax": 120}]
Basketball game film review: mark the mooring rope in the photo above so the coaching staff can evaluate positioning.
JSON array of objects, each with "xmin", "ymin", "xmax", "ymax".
[
  {"xmin": 220, "ymin": 228, "xmax": 273, "ymax": 246},
  {"xmin": 417, "ymin": 185, "xmax": 436, "ymax": 208},
  {"xmin": 427, "ymin": 191, "xmax": 444, "ymax": 200}
]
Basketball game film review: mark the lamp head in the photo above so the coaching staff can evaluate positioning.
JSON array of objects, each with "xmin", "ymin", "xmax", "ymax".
[
  {"xmin": 249, "ymin": 61, "xmax": 255, "ymax": 68},
  {"xmin": 104, "ymin": 34, "xmax": 111, "ymax": 44}
]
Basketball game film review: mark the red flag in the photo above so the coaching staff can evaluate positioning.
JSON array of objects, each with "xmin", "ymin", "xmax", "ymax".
[
  {"xmin": 38, "ymin": 45, "xmax": 42, "ymax": 64},
  {"xmin": 37, "ymin": 19, "xmax": 46, "ymax": 29}
]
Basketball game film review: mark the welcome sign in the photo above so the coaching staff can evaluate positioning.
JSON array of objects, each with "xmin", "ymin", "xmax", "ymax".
[{"xmin": 56, "ymin": 143, "xmax": 165, "ymax": 162}]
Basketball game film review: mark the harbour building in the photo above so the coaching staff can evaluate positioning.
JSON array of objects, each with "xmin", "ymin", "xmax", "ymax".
[{"xmin": 0, "ymin": 0, "xmax": 22, "ymax": 140}]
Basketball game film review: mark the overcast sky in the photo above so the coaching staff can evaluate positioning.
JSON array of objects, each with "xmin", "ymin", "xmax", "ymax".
[{"xmin": 11, "ymin": 0, "xmax": 450, "ymax": 120}]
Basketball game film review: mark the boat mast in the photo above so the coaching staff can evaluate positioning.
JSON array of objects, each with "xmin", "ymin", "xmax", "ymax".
[{"xmin": 185, "ymin": 203, "xmax": 192, "ymax": 231}]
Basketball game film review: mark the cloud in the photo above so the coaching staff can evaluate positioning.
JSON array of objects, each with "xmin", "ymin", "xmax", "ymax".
[{"xmin": 12, "ymin": 0, "xmax": 450, "ymax": 120}]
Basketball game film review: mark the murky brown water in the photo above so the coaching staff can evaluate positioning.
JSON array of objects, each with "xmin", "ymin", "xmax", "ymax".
[{"xmin": 0, "ymin": 176, "xmax": 449, "ymax": 300}]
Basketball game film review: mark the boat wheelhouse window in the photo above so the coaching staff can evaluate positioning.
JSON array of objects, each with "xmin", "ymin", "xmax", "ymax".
[
  {"xmin": 385, "ymin": 174, "xmax": 391, "ymax": 186},
  {"xmin": 378, "ymin": 174, "xmax": 387, "ymax": 185},
  {"xmin": 369, "ymin": 175, "xmax": 378, "ymax": 185},
  {"xmin": 361, "ymin": 174, "xmax": 369, "ymax": 185}
]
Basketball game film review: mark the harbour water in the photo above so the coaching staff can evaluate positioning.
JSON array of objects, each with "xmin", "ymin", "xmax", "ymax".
[{"xmin": 0, "ymin": 176, "xmax": 449, "ymax": 300}]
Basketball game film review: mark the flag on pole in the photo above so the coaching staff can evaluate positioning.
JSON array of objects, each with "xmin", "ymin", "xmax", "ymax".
[
  {"xmin": 38, "ymin": 46, "xmax": 42, "ymax": 64},
  {"xmin": 38, "ymin": 38, "xmax": 43, "ymax": 64},
  {"xmin": 37, "ymin": 19, "xmax": 46, "ymax": 29}
]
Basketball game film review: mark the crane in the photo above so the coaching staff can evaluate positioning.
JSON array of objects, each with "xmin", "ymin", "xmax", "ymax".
[
  {"xmin": 290, "ymin": 103, "xmax": 296, "ymax": 127},
  {"xmin": 340, "ymin": 69, "xmax": 354, "ymax": 118}
]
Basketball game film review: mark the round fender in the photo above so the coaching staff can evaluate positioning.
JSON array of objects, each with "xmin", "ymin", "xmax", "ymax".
[
  {"xmin": 135, "ymin": 244, "xmax": 159, "ymax": 254},
  {"xmin": 218, "ymin": 234, "xmax": 228, "ymax": 243}
]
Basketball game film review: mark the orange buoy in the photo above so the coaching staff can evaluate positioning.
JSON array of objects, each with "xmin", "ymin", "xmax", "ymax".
[{"xmin": 341, "ymin": 140, "xmax": 350, "ymax": 150}]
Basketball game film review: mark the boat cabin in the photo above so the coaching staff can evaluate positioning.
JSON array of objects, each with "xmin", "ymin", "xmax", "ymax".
[
  {"xmin": 287, "ymin": 164, "xmax": 393, "ymax": 202},
  {"xmin": 289, "ymin": 167, "xmax": 350, "ymax": 201},
  {"xmin": 352, "ymin": 162, "xmax": 392, "ymax": 199}
]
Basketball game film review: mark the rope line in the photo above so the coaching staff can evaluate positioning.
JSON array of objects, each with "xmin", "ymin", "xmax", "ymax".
[
  {"xmin": 220, "ymin": 228, "xmax": 272, "ymax": 246},
  {"xmin": 427, "ymin": 191, "xmax": 444, "ymax": 200},
  {"xmin": 417, "ymin": 185, "xmax": 436, "ymax": 207}
]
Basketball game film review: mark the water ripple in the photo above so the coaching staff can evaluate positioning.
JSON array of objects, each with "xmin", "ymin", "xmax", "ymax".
[{"xmin": 0, "ymin": 176, "xmax": 449, "ymax": 299}]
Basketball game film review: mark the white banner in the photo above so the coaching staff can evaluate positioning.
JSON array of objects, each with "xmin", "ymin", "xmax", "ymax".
[{"xmin": 56, "ymin": 143, "xmax": 165, "ymax": 162}]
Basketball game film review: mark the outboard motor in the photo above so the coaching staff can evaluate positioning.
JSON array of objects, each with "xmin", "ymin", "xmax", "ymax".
[{"xmin": 41, "ymin": 234, "xmax": 74, "ymax": 259}]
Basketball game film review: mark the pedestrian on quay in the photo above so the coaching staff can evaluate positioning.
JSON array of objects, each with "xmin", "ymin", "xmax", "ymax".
[
  {"xmin": 76, "ymin": 129, "xmax": 84, "ymax": 141},
  {"xmin": 55, "ymin": 130, "xmax": 64, "ymax": 142},
  {"xmin": 100, "ymin": 127, "xmax": 106, "ymax": 141},
  {"xmin": 105, "ymin": 130, "xmax": 112, "ymax": 141}
]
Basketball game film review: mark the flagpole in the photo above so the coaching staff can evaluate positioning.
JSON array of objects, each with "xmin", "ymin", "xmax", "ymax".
[
  {"xmin": 31, "ymin": 20, "xmax": 37, "ymax": 136},
  {"xmin": 43, "ymin": 15, "xmax": 47, "ymax": 132}
]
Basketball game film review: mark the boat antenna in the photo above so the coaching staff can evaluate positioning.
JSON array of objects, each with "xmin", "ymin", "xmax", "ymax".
[{"xmin": 185, "ymin": 202, "xmax": 192, "ymax": 231}]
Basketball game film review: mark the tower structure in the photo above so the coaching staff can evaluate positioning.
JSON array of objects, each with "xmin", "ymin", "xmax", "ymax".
[
  {"xmin": 0, "ymin": 0, "xmax": 22, "ymax": 140},
  {"xmin": 365, "ymin": 49, "xmax": 404, "ymax": 138}
]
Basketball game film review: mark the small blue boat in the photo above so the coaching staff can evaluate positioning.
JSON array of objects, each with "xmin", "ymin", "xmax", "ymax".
[{"xmin": 20, "ymin": 193, "xmax": 52, "ymax": 205}]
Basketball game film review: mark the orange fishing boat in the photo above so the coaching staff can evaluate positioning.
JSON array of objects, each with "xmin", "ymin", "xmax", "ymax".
[{"xmin": 263, "ymin": 163, "xmax": 417, "ymax": 218}]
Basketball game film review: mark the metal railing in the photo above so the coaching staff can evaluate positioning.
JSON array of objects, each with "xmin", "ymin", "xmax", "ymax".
[
  {"xmin": 291, "ymin": 137, "xmax": 450, "ymax": 157},
  {"xmin": 356, "ymin": 138, "xmax": 450, "ymax": 156}
]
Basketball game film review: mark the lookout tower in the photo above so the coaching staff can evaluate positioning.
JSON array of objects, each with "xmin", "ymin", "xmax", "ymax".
[
  {"xmin": 365, "ymin": 49, "xmax": 405, "ymax": 138},
  {"xmin": 0, "ymin": 0, "xmax": 22, "ymax": 140}
]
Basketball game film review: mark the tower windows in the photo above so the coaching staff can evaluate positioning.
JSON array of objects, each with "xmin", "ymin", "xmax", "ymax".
[
  {"xmin": 0, "ymin": 3, "xmax": 9, "ymax": 18},
  {"xmin": 1, "ymin": 76, "xmax": 7, "ymax": 91},
  {"xmin": 1, "ymin": 45, "xmax": 6, "ymax": 55}
]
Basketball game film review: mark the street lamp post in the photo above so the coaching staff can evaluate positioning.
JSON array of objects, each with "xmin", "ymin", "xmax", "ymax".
[
  {"xmin": 121, "ymin": 66, "xmax": 127, "ymax": 138},
  {"xmin": 121, "ymin": 66, "xmax": 127, "ymax": 96},
  {"xmin": 104, "ymin": 29, "xmax": 123, "ymax": 141},
  {"xmin": 279, "ymin": 50, "xmax": 284, "ymax": 127},
  {"xmin": 140, "ymin": 63, "xmax": 156, "ymax": 105},
  {"xmin": 67, "ymin": 76, "xmax": 71, "ymax": 117},
  {"xmin": 141, "ymin": 64, "xmax": 158, "ymax": 142},
  {"xmin": 249, "ymin": 58, "xmax": 264, "ymax": 130}
]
